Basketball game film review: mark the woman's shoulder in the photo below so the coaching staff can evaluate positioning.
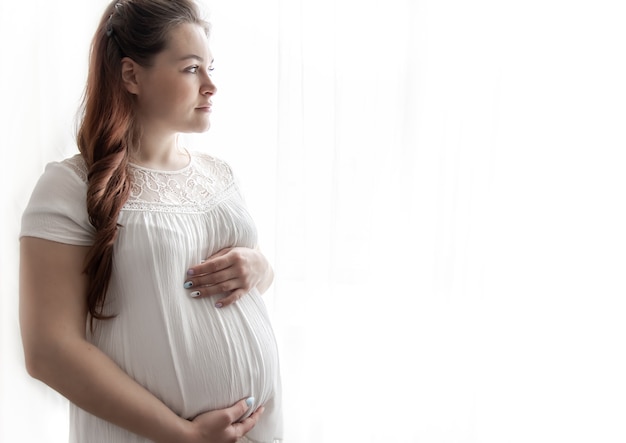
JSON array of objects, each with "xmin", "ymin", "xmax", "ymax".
[
  {"xmin": 21, "ymin": 153, "xmax": 93, "ymax": 244},
  {"xmin": 44, "ymin": 153, "xmax": 88, "ymax": 184}
]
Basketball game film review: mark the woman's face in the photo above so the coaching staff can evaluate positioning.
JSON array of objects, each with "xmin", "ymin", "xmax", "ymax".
[{"xmin": 132, "ymin": 23, "xmax": 216, "ymax": 135}]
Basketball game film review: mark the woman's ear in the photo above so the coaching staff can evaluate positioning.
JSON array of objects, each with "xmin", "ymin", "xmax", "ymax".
[{"xmin": 121, "ymin": 57, "xmax": 140, "ymax": 95}]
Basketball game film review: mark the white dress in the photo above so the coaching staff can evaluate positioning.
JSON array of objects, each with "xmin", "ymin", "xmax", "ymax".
[{"xmin": 20, "ymin": 151, "xmax": 283, "ymax": 443}]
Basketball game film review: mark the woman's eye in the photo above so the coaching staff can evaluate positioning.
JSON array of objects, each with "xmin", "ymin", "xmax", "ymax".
[{"xmin": 186, "ymin": 65, "xmax": 199, "ymax": 74}]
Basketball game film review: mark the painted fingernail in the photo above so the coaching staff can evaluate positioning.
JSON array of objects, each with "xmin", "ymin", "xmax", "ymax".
[
  {"xmin": 187, "ymin": 269, "xmax": 195, "ymax": 276},
  {"xmin": 246, "ymin": 397, "xmax": 255, "ymax": 407},
  {"xmin": 190, "ymin": 291, "xmax": 201, "ymax": 297},
  {"xmin": 215, "ymin": 302, "xmax": 223, "ymax": 308},
  {"xmin": 183, "ymin": 281, "xmax": 193, "ymax": 289}
]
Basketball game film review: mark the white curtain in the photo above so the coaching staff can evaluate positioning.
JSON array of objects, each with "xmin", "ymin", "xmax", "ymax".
[{"xmin": 2, "ymin": 1, "xmax": 625, "ymax": 442}]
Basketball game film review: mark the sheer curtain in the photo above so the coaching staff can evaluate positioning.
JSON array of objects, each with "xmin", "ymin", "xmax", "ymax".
[{"xmin": 2, "ymin": 1, "xmax": 626, "ymax": 442}]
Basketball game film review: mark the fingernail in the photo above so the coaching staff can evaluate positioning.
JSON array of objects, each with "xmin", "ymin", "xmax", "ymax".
[
  {"xmin": 215, "ymin": 302, "xmax": 223, "ymax": 308},
  {"xmin": 246, "ymin": 397, "xmax": 255, "ymax": 407},
  {"xmin": 200, "ymin": 259, "xmax": 206, "ymax": 264},
  {"xmin": 183, "ymin": 281, "xmax": 193, "ymax": 289},
  {"xmin": 187, "ymin": 269, "xmax": 195, "ymax": 276},
  {"xmin": 190, "ymin": 291, "xmax": 201, "ymax": 297}
]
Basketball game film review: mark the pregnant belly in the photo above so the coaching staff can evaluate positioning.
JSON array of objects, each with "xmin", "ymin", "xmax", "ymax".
[{"xmin": 92, "ymin": 289, "xmax": 280, "ymax": 419}]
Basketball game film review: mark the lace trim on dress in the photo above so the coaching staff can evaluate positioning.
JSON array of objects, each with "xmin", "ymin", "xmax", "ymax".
[
  {"xmin": 123, "ymin": 182, "xmax": 238, "ymax": 213},
  {"xmin": 65, "ymin": 154, "xmax": 89, "ymax": 183},
  {"xmin": 63, "ymin": 152, "xmax": 236, "ymax": 213}
]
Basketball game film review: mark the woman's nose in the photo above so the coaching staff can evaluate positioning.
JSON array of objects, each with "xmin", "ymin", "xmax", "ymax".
[{"xmin": 201, "ymin": 75, "xmax": 217, "ymax": 96}]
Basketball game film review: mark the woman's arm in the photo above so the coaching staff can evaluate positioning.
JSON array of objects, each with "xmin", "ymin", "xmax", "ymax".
[
  {"xmin": 253, "ymin": 245, "xmax": 275, "ymax": 295},
  {"xmin": 20, "ymin": 237, "xmax": 262, "ymax": 443}
]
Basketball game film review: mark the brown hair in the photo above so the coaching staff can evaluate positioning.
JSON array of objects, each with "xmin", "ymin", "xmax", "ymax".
[{"xmin": 77, "ymin": 0, "xmax": 208, "ymax": 325}]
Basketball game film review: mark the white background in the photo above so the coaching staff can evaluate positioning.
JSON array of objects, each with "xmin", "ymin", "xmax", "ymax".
[{"xmin": 1, "ymin": 0, "xmax": 626, "ymax": 442}]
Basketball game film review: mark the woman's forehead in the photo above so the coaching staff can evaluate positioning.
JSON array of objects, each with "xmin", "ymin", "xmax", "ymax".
[{"xmin": 164, "ymin": 23, "xmax": 212, "ymax": 61}]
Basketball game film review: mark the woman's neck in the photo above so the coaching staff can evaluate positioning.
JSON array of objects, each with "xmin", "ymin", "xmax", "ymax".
[{"xmin": 131, "ymin": 132, "xmax": 189, "ymax": 171}]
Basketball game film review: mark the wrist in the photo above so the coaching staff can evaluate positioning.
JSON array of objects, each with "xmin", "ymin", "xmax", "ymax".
[{"xmin": 154, "ymin": 416, "xmax": 196, "ymax": 443}]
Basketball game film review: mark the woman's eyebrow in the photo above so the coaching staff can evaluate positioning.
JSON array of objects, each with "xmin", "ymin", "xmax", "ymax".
[{"xmin": 177, "ymin": 55, "xmax": 215, "ymax": 64}]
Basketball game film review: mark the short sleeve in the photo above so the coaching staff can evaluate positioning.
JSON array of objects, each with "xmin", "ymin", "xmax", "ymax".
[{"xmin": 20, "ymin": 159, "xmax": 95, "ymax": 246}]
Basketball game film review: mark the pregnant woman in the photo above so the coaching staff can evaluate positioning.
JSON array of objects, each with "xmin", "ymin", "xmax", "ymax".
[{"xmin": 19, "ymin": 1, "xmax": 282, "ymax": 442}]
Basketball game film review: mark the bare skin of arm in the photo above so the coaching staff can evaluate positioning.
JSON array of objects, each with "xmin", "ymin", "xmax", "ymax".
[{"xmin": 19, "ymin": 237, "xmax": 263, "ymax": 443}]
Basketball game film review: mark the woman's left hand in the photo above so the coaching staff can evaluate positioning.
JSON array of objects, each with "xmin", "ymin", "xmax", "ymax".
[{"xmin": 184, "ymin": 247, "xmax": 273, "ymax": 307}]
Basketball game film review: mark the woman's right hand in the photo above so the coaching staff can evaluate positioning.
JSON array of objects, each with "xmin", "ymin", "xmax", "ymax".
[{"xmin": 186, "ymin": 398, "xmax": 265, "ymax": 443}]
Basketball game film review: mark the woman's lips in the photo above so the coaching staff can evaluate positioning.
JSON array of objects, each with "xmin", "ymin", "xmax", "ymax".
[{"xmin": 196, "ymin": 103, "xmax": 212, "ymax": 112}]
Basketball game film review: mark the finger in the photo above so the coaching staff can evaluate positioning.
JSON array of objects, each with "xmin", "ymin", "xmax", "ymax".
[
  {"xmin": 186, "ymin": 249, "xmax": 235, "ymax": 277},
  {"xmin": 227, "ymin": 398, "xmax": 254, "ymax": 423},
  {"xmin": 189, "ymin": 279, "xmax": 242, "ymax": 299},
  {"xmin": 203, "ymin": 254, "xmax": 233, "ymax": 273},
  {"xmin": 188, "ymin": 267, "xmax": 238, "ymax": 288},
  {"xmin": 232, "ymin": 406, "xmax": 265, "ymax": 437},
  {"xmin": 215, "ymin": 288, "xmax": 247, "ymax": 308},
  {"xmin": 208, "ymin": 248, "xmax": 232, "ymax": 259},
  {"xmin": 205, "ymin": 247, "xmax": 242, "ymax": 267},
  {"xmin": 186, "ymin": 260, "xmax": 228, "ymax": 278}
]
